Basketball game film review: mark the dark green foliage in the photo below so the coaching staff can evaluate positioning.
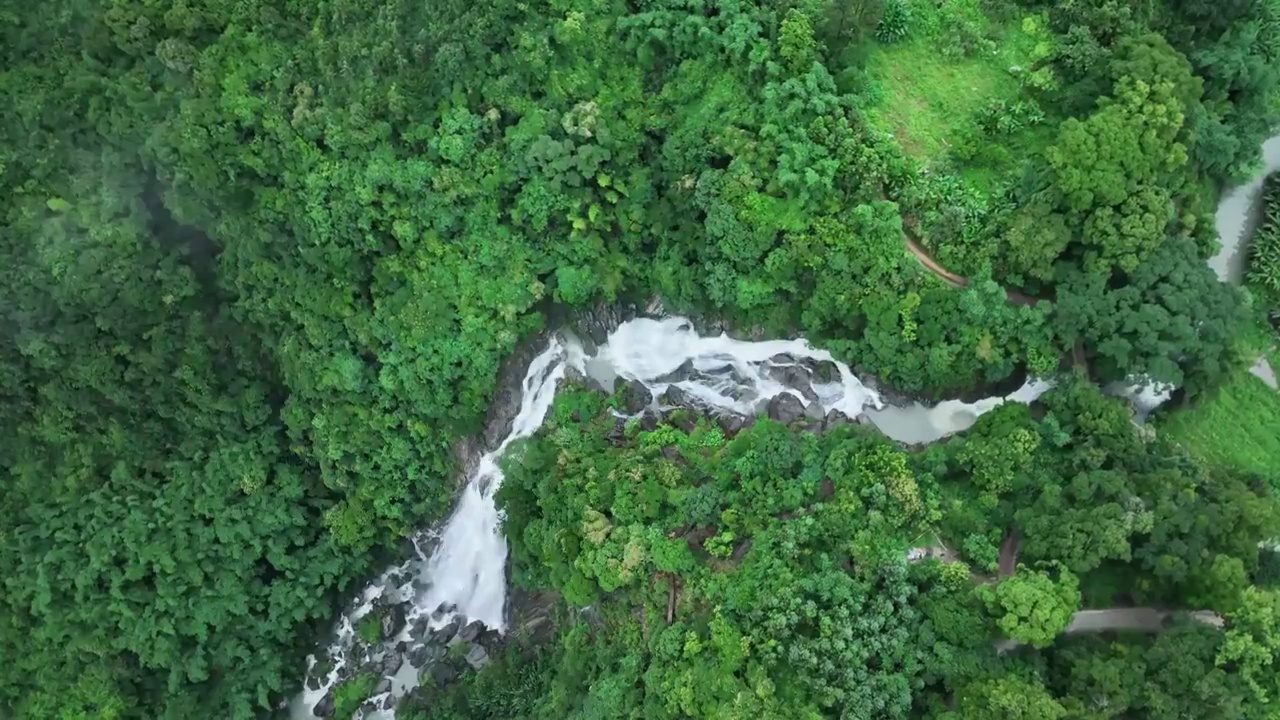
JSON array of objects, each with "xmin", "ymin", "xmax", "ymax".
[
  {"xmin": 4, "ymin": 0, "xmax": 1278, "ymax": 715},
  {"xmin": 446, "ymin": 381, "xmax": 1280, "ymax": 717},
  {"xmin": 1053, "ymin": 237, "xmax": 1249, "ymax": 392}
]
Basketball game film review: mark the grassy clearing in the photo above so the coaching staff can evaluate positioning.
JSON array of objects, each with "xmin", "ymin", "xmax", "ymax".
[
  {"xmin": 864, "ymin": 42, "xmax": 1016, "ymax": 159},
  {"xmin": 1159, "ymin": 367, "xmax": 1280, "ymax": 485},
  {"xmin": 858, "ymin": 0, "xmax": 1057, "ymax": 192}
]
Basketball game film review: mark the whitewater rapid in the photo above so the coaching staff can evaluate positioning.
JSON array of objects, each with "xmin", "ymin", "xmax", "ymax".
[{"xmin": 292, "ymin": 316, "xmax": 1055, "ymax": 719}]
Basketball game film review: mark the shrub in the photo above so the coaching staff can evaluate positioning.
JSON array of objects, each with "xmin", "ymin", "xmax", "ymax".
[{"xmin": 877, "ymin": 0, "xmax": 911, "ymax": 42}]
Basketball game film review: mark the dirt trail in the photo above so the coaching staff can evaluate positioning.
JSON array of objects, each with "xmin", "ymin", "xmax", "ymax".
[{"xmin": 904, "ymin": 237, "xmax": 1040, "ymax": 306}]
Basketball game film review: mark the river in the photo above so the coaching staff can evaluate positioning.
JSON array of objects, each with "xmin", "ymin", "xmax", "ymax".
[{"xmin": 1213, "ymin": 135, "xmax": 1280, "ymax": 389}]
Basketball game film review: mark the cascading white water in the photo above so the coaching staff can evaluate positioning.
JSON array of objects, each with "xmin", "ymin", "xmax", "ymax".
[{"xmin": 292, "ymin": 316, "xmax": 1055, "ymax": 719}]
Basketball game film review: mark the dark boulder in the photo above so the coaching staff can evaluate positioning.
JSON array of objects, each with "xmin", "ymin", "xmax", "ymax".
[
  {"xmin": 374, "ymin": 678, "xmax": 392, "ymax": 695},
  {"xmin": 812, "ymin": 360, "xmax": 841, "ymax": 383},
  {"xmin": 377, "ymin": 652, "xmax": 402, "ymax": 676},
  {"xmin": 655, "ymin": 359, "xmax": 694, "ymax": 385},
  {"xmin": 803, "ymin": 401, "xmax": 824, "ymax": 421},
  {"xmin": 314, "ymin": 693, "xmax": 335, "ymax": 718},
  {"xmin": 408, "ymin": 642, "xmax": 447, "ymax": 667},
  {"xmin": 429, "ymin": 662, "xmax": 459, "ymax": 687},
  {"xmin": 823, "ymin": 409, "xmax": 852, "ymax": 430},
  {"xmin": 766, "ymin": 393, "xmax": 806, "ymax": 424},
  {"xmin": 615, "ymin": 379, "xmax": 652, "ymax": 414},
  {"xmin": 718, "ymin": 414, "xmax": 745, "ymax": 436},
  {"xmin": 408, "ymin": 618, "xmax": 429, "ymax": 641},
  {"xmin": 659, "ymin": 385, "xmax": 693, "ymax": 407},
  {"xmin": 430, "ymin": 617, "xmax": 461, "ymax": 645},
  {"xmin": 478, "ymin": 628, "xmax": 505, "ymax": 652},
  {"xmin": 456, "ymin": 619, "xmax": 485, "ymax": 644},
  {"xmin": 381, "ymin": 605, "xmax": 405, "ymax": 639},
  {"xmin": 605, "ymin": 415, "xmax": 629, "ymax": 443}
]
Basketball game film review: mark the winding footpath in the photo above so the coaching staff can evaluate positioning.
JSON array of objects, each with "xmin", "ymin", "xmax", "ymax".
[{"xmin": 903, "ymin": 236, "xmax": 1039, "ymax": 306}]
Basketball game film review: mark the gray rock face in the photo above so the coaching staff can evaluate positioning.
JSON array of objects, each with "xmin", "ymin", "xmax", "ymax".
[
  {"xmin": 767, "ymin": 393, "xmax": 806, "ymax": 424},
  {"xmin": 464, "ymin": 643, "xmax": 491, "ymax": 670}
]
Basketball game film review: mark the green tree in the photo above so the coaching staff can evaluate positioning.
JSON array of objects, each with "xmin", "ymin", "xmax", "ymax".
[{"xmin": 978, "ymin": 566, "xmax": 1082, "ymax": 648}]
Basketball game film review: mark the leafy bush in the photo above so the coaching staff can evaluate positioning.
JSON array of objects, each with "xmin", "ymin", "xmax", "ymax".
[
  {"xmin": 1248, "ymin": 174, "xmax": 1280, "ymax": 306},
  {"xmin": 877, "ymin": 0, "xmax": 912, "ymax": 42}
]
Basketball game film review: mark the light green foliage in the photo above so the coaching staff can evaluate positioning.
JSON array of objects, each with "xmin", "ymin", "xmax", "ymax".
[
  {"xmin": 876, "ymin": 0, "xmax": 911, "ymax": 43},
  {"xmin": 1218, "ymin": 587, "xmax": 1280, "ymax": 706},
  {"xmin": 333, "ymin": 674, "xmax": 377, "ymax": 719},
  {"xmin": 357, "ymin": 614, "xmax": 383, "ymax": 645},
  {"xmin": 978, "ymin": 566, "xmax": 1082, "ymax": 648},
  {"xmin": 950, "ymin": 675, "xmax": 1067, "ymax": 720},
  {"xmin": 1248, "ymin": 174, "xmax": 1280, "ymax": 309},
  {"xmin": 1159, "ymin": 368, "xmax": 1280, "ymax": 485},
  {"xmin": 498, "ymin": 391, "xmax": 939, "ymax": 719}
]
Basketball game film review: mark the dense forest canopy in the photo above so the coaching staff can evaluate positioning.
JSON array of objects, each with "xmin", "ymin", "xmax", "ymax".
[{"xmin": 1, "ymin": 0, "xmax": 1278, "ymax": 717}]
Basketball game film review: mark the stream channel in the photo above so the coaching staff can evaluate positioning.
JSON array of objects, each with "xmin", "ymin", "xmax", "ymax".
[{"xmin": 291, "ymin": 136, "xmax": 1280, "ymax": 719}]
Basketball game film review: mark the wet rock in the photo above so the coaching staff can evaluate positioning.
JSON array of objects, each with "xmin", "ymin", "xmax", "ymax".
[
  {"xmin": 456, "ymin": 619, "xmax": 485, "ymax": 644},
  {"xmin": 659, "ymin": 385, "xmax": 693, "ymax": 407},
  {"xmin": 605, "ymin": 415, "xmax": 629, "ymax": 443},
  {"xmin": 409, "ymin": 642, "xmax": 447, "ymax": 667},
  {"xmin": 314, "ymin": 693, "xmax": 335, "ymax": 718},
  {"xmin": 360, "ymin": 699, "xmax": 381, "ymax": 716},
  {"xmin": 718, "ymin": 414, "xmax": 745, "ymax": 436},
  {"xmin": 464, "ymin": 643, "xmax": 491, "ymax": 670},
  {"xmin": 616, "ymin": 379, "xmax": 652, "ymax": 414},
  {"xmin": 812, "ymin": 360, "xmax": 840, "ymax": 383},
  {"xmin": 374, "ymin": 678, "xmax": 392, "ymax": 695},
  {"xmin": 377, "ymin": 652, "xmax": 402, "ymax": 675},
  {"xmin": 431, "ymin": 617, "xmax": 462, "ymax": 645},
  {"xmin": 305, "ymin": 673, "xmax": 324, "ymax": 692},
  {"xmin": 656, "ymin": 359, "xmax": 694, "ymax": 385},
  {"xmin": 478, "ymin": 628, "xmax": 505, "ymax": 652},
  {"xmin": 408, "ymin": 617, "xmax": 430, "ymax": 641},
  {"xmin": 803, "ymin": 401, "xmax": 824, "ymax": 421},
  {"xmin": 823, "ymin": 409, "xmax": 852, "ymax": 430},
  {"xmin": 767, "ymin": 393, "xmax": 806, "ymax": 424},
  {"xmin": 381, "ymin": 605, "xmax": 405, "ymax": 639},
  {"xmin": 430, "ymin": 602, "xmax": 456, "ymax": 622},
  {"xmin": 383, "ymin": 692, "xmax": 399, "ymax": 710}
]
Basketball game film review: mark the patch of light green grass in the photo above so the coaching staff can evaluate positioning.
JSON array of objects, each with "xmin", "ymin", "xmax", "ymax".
[
  {"xmin": 860, "ymin": 1, "xmax": 1058, "ymax": 192},
  {"xmin": 1159, "ymin": 367, "xmax": 1280, "ymax": 485},
  {"xmin": 864, "ymin": 42, "xmax": 1017, "ymax": 159}
]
